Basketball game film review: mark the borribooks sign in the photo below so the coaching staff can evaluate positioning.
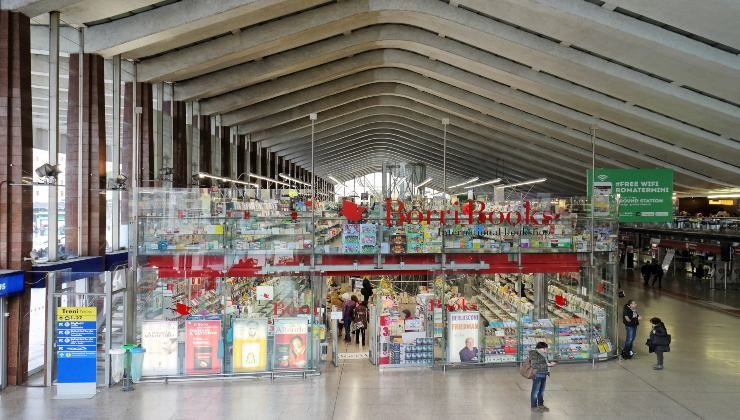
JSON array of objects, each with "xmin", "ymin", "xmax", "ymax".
[
  {"xmin": 385, "ymin": 200, "xmax": 560, "ymax": 226},
  {"xmin": 587, "ymin": 169, "xmax": 673, "ymax": 223}
]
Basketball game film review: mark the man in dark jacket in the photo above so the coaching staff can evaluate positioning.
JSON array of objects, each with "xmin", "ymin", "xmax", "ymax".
[
  {"xmin": 647, "ymin": 317, "xmax": 670, "ymax": 370},
  {"xmin": 651, "ymin": 261, "xmax": 664, "ymax": 288},
  {"xmin": 360, "ymin": 279, "xmax": 373, "ymax": 304},
  {"xmin": 622, "ymin": 300, "xmax": 641, "ymax": 358},
  {"xmin": 641, "ymin": 262, "xmax": 651, "ymax": 286}
]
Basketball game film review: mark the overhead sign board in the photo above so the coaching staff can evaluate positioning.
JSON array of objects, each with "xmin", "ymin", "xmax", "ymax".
[
  {"xmin": 587, "ymin": 169, "xmax": 673, "ymax": 223},
  {"xmin": 0, "ymin": 271, "xmax": 24, "ymax": 297}
]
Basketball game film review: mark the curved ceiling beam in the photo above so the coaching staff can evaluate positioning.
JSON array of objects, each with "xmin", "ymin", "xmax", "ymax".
[
  {"xmin": 457, "ymin": 0, "xmax": 739, "ymax": 101},
  {"xmin": 180, "ymin": 25, "xmax": 734, "ymax": 148},
  {"xmin": 138, "ymin": 0, "xmax": 739, "ymax": 137},
  {"xmin": 257, "ymin": 106, "xmax": 626, "ymax": 175},
  {"xmin": 232, "ymin": 85, "xmax": 737, "ymax": 187},
  {"xmin": 247, "ymin": 98, "xmax": 730, "ymax": 191},
  {"xmin": 84, "ymin": 0, "xmax": 327, "ymax": 58},
  {"xmin": 286, "ymin": 130, "xmax": 583, "ymax": 189},
  {"xmin": 278, "ymin": 122, "xmax": 589, "ymax": 182},
  {"xmin": 301, "ymin": 142, "xmax": 578, "ymax": 193},
  {"xmin": 218, "ymin": 60, "xmax": 739, "ymax": 168}
]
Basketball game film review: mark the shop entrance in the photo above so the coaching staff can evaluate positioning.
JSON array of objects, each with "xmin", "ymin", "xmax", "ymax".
[{"xmin": 325, "ymin": 265, "xmax": 617, "ymax": 371}]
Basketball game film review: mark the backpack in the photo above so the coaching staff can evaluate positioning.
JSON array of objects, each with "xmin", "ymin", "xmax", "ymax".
[{"xmin": 520, "ymin": 358, "xmax": 536, "ymax": 379}]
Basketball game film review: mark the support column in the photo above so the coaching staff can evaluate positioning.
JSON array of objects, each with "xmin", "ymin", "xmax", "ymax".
[
  {"xmin": 197, "ymin": 115, "xmax": 211, "ymax": 175},
  {"xmin": 0, "ymin": 9, "xmax": 33, "ymax": 386},
  {"xmin": 236, "ymin": 135, "xmax": 245, "ymax": 177},
  {"xmin": 122, "ymin": 81, "xmax": 153, "ymax": 225},
  {"xmin": 221, "ymin": 126, "xmax": 230, "ymax": 179},
  {"xmin": 65, "ymin": 53, "xmax": 106, "ymax": 257},
  {"xmin": 132, "ymin": 82, "xmax": 155, "ymax": 185},
  {"xmin": 166, "ymin": 100, "xmax": 187, "ymax": 188}
]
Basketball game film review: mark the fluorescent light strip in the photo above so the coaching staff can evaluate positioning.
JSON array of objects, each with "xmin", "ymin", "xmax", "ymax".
[
  {"xmin": 416, "ymin": 178, "xmax": 432, "ymax": 188},
  {"xmin": 328, "ymin": 175, "xmax": 343, "ymax": 185},
  {"xmin": 448, "ymin": 177, "xmax": 479, "ymax": 189},
  {"xmin": 707, "ymin": 194, "xmax": 740, "ymax": 199},
  {"xmin": 248, "ymin": 172, "xmax": 291, "ymax": 187},
  {"xmin": 198, "ymin": 172, "xmax": 259, "ymax": 188},
  {"xmin": 465, "ymin": 178, "xmax": 501, "ymax": 189},
  {"xmin": 498, "ymin": 178, "xmax": 547, "ymax": 188},
  {"xmin": 279, "ymin": 173, "xmax": 312, "ymax": 187}
]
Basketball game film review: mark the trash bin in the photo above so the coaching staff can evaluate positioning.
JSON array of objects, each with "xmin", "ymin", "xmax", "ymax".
[
  {"xmin": 129, "ymin": 347, "xmax": 146, "ymax": 383},
  {"xmin": 122, "ymin": 343, "xmax": 137, "ymax": 373},
  {"xmin": 109, "ymin": 349, "xmax": 126, "ymax": 384}
]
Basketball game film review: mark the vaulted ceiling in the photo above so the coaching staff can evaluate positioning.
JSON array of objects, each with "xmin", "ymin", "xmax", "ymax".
[{"xmin": 11, "ymin": 0, "xmax": 740, "ymax": 194}]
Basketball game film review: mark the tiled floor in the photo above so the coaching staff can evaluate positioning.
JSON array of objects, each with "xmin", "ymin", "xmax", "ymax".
[{"xmin": 2, "ymin": 275, "xmax": 739, "ymax": 420}]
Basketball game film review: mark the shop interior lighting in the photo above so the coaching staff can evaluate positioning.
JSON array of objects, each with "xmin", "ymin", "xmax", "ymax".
[
  {"xmin": 416, "ymin": 178, "xmax": 433, "ymax": 189},
  {"xmin": 279, "ymin": 173, "xmax": 312, "ymax": 187},
  {"xmin": 199, "ymin": 172, "xmax": 259, "ymax": 187},
  {"xmin": 465, "ymin": 178, "xmax": 501, "ymax": 189},
  {"xmin": 448, "ymin": 177, "xmax": 479, "ymax": 189},
  {"xmin": 707, "ymin": 194, "xmax": 740, "ymax": 199},
  {"xmin": 247, "ymin": 172, "xmax": 290, "ymax": 187},
  {"xmin": 498, "ymin": 178, "xmax": 547, "ymax": 188}
]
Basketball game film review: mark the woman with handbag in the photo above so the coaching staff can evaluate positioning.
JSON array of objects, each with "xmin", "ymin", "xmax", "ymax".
[
  {"xmin": 646, "ymin": 317, "xmax": 671, "ymax": 370},
  {"xmin": 352, "ymin": 301, "xmax": 369, "ymax": 346}
]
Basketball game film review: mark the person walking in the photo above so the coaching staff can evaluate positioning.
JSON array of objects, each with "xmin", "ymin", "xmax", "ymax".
[
  {"xmin": 529, "ymin": 342, "xmax": 556, "ymax": 413},
  {"xmin": 622, "ymin": 299, "xmax": 641, "ymax": 358},
  {"xmin": 641, "ymin": 261, "xmax": 651, "ymax": 286},
  {"xmin": 360, "ymin": 278, "xmax": 373, "ymax": 304},
  {"xmin": 342, "ymin": 295, "xmax": 358, "ymax": 342},
  {"xmin": 353, "ymin": 301, "xmax": 369, "ymax": 346},
  {"xmin": 651, "ymin": 260, "xmax": 664, "ymax": 288},
  {"xmin": 647, "ymin": 317, "xmax": 671, "ymax": 370}
]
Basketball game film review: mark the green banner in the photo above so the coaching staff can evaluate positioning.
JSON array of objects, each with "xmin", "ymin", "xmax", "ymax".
[{"xmin": 587, "ymin": 168, "xmax": 673, "ymax": 223}]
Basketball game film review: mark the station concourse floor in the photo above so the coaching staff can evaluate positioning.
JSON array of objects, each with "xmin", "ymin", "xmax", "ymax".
[{"xmin": 2, "ymin": 274, "xmax": 740, "ymax": 420}]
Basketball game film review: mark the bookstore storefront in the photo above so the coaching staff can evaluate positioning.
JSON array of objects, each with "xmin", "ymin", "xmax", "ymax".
[{"xmin": 131, "ymin": 188, "xmax": 619, "ymax": 380}]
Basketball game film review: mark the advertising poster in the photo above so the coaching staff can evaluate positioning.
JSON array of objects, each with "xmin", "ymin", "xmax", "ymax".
[
  {"xmin": 587, "ymin": 169, "xmax": 673, "ymax": 222},
  {"xmin": 447, "ymin": 311, "xmax": 481, "ymax": 363},
  {"xmin": 56, "ymin": 307, "xmax": 97, "ymax": 396},
  {"xmin": 185, "ymin": 317, "xmax": 222, "ymax": 375},
  {"xmin": 273, "ymin": 317, "xmax": 309, "ymax": 370},
  {"xmin": 141, "ymin": 321, "xmax": 179, "ymax": 376},
  {"xmin": 232, "ymin": 318, "xmax": 268, "ymax": 372}
]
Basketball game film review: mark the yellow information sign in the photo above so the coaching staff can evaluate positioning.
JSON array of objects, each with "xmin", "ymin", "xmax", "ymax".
[{"xmin": 57, "ymin": 307, "xmax": 97, "ymax": 322}]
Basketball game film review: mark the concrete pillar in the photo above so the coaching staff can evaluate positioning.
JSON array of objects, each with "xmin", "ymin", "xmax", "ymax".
[
  {"xmin": 121, "ymin": 82, "xmax": 157, "ymax": 187},
  {"xmin": 221, "ymin": 126, "xmax": 230, "ymax": 179},
  {"xmin": 165, "ymin": 100, "xmax": 187, "ymax": 187},
  {"xmin": 236, "ymin": 134, "xmax": 245, "ymax": 178},
  {"xmin": 0, "ymin": 9, "xmax": 33, "ymax": 386},
  {"xmin": 197, "ymin": 115, "xmax": 211, "ymax": 175},
  {"xmin": 65, "ymin": 53, "xmax": 106, "ymax": 257},
  {"xmin": 122, "ymin": 82, "xmax": 153, "ymax": 223}
]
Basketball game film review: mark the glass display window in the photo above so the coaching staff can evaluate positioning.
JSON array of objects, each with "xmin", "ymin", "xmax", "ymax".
[{"xmin": 135, "ymin": 269, "xmax": 324, "ymax": 378}]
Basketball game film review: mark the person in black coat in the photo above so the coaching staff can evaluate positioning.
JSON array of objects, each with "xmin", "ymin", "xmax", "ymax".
[
  {"xmin": 640, "ymin": 262, "xmax": 651, "ymax": 286},
  {"xmin": 360, "ymin": 279, "xmax": 373, "ymax": 304},
  {"xmin": 646, "ymin": 317, "xmax": 671, "ymax": 370},
  {"xmin": 651, "ymin": 261, "xmax": 664, "ymax": 288}
]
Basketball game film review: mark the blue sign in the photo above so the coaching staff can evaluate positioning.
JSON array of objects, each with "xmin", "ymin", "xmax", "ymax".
[
  {"xmin": 0, "ymin": 271, "xmax": 24, "ymax": 297},
  {"xmin": 56, "ymin": 308, "xmax": 97, "ymax": 384}
]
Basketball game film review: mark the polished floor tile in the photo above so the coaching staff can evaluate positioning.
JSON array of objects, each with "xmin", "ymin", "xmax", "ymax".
[{"xmin": 2, "ymin": 273, "xmax": 739, "ymax": 420}]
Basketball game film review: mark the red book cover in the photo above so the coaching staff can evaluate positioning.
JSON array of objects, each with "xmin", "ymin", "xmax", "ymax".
[
  {"xmin": 185, "ymin": 318, "xmax": 221, "ymax": 375},
  {"xmin": 273, "ymin": 318, "xmax": 309, "ymax": 370}
]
